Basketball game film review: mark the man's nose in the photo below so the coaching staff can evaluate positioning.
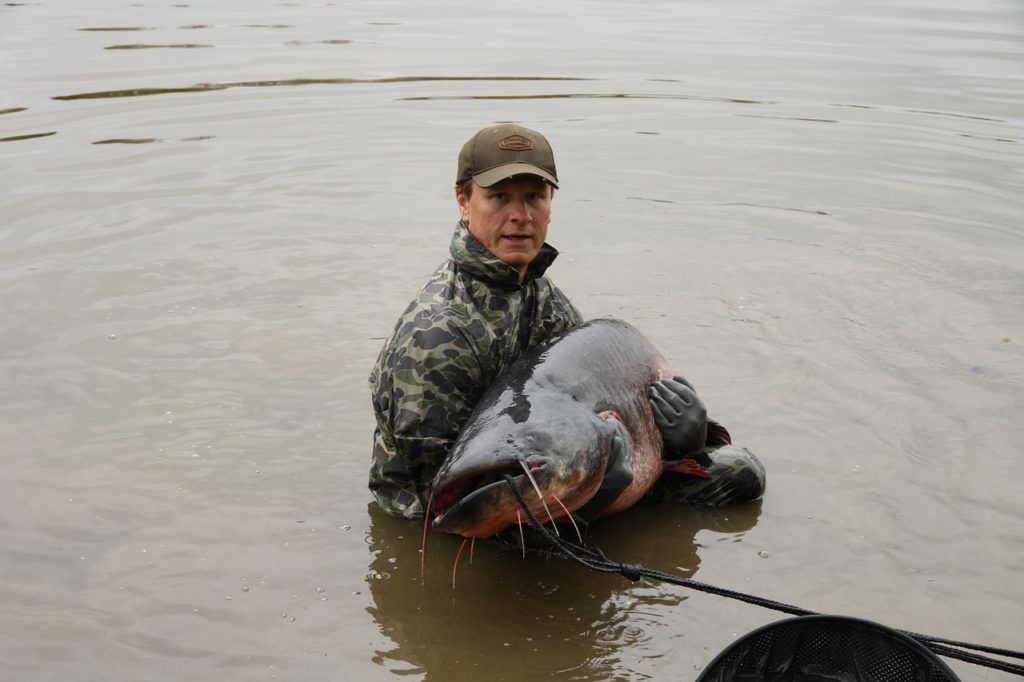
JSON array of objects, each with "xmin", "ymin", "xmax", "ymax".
[{"xmin": 509, "ymin": 197, "xmax": 531, "ymax": 221}]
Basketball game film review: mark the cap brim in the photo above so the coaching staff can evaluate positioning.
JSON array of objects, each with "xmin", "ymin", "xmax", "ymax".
[{"xmin": 472, "ymin": 162, "xmax": 559, "ymax": 189}]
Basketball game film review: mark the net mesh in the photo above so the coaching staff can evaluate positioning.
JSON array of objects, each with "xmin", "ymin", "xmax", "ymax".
[{"xmin": 697, "ymin": 615, "xmax": 961, "ymax": 681}]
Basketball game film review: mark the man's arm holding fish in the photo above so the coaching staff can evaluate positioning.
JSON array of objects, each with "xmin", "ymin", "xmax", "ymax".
[
  {"xmin": 369, "ymin": 318, "xmax": 486, "ymax": 520},
  {"xmin": 650, "ymin": 376, "xmax": 708, "ymax": 458},
  {"xmin": 646, "ymin": 375, "xmax": 766, "ymax": 505}
]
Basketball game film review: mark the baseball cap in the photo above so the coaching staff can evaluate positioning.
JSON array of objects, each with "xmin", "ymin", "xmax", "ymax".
[{"xmin": 456, "ymin": 123, "xmax": 558, "ymax": 189}]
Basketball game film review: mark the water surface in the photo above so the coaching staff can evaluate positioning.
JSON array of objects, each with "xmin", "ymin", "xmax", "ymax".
[{"xmin": 2, "ymin": 0, "xmax": 1022, "ymax": 680}]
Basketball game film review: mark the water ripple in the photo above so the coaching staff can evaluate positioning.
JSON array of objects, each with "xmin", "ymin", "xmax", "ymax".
[
  {"xmin": 0, "ymin": 131, "xmax": 56, "ymax": 143},
  {"xmin": 52, "ymin": 75, "xmax": 591, "ymax": 101},
  {"xmin": 283, "ymin": 39, "xmax": 352, "ymax": 46},
  {"xmin": 78, "ymin": 27, "xmax": 152, "ymax": 31},
  {"xmin": 399, "ymin": 92, "xmax": 768, "ymax": 104},
  {"xmin": 91, "ymin": 138, "xmax": 159, "ymax": 145},
  {"xmin": 104, "ymin": 44, "xmax": 213, "ymax": 50},
  {"xmin": 87, "ymin": 136, "xmax": 217, "ymax": 145},
  {"xmin": 736, "ymin": 113, "xmax": 839, "ymax": 123}
]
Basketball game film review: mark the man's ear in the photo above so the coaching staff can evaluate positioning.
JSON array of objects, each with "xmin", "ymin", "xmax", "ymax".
[{"xmin": 455, "ymin": 185, "xmax": 471, "ymax": 224}]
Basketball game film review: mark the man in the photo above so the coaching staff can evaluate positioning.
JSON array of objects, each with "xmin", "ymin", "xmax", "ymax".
[{"xmin": 369, "ymin": 123, "xmax": 763, "ymax": 520}]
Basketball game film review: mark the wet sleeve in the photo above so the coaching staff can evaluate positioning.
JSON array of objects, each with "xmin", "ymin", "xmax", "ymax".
[{"xmin": 368, "ymin": 316, "xmax": 484, "ymax": 518}]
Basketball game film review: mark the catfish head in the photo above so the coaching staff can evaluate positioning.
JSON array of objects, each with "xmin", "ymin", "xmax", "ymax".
[{"xmin": 429, "ymin": 393, "xmax": 621, "ymax": 539}]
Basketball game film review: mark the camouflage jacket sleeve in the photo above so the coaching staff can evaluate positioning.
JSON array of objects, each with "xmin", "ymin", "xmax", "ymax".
[{"xmin": 369, "ymin": 312, "xmax": 487, "ymax": 519}]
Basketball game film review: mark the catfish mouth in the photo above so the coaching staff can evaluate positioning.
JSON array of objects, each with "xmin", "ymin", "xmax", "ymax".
[{"xmin": 430, "ymin": 458, "xmax": 550, "ymax": 537}]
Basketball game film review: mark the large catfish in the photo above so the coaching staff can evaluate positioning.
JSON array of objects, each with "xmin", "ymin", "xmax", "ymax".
[{"xmin": 429, "ymin": 318, "xmax": 705, "ymax": 538}]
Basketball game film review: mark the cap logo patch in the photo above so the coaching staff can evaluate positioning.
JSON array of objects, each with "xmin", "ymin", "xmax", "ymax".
[{"xmin": 497, "ymin": 135, "xmax": 533, "ymax": 151}]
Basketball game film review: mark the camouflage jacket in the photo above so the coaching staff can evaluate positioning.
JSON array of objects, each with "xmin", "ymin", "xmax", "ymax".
[{"xmin": 368, "ymin": 221, "xmax": 584, "ymax": 519}]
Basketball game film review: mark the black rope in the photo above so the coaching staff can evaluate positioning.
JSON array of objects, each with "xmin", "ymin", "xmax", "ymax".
[{"xmin": 503, "ymin": 477, "xmax": 1024, "ymax": 677}]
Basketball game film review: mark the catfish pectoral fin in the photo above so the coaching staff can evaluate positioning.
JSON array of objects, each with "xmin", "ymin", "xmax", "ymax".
[
  {"xmin": 576, "ymin": 412, "xmax": 634, "ymax": 521},
  {"xmin": 664, "ymin": 458, "xmax": 712, "ymax": 479}
]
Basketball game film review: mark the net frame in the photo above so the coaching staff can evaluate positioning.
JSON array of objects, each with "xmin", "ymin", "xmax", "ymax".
[{"xmin": 697, "ymin": 614, "xmax": 961, "ymax": 681}]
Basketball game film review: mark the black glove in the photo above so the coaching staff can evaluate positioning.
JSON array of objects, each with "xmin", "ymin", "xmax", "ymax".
[{"xmin": 649, "ymin": 376, "xmax": 707, "ymax": 458}]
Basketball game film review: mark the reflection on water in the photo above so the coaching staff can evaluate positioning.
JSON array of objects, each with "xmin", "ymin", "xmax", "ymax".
[
  {"xmin": 366, "ymin": 501, "xmax": 762, "ymax": 680},
  {"xmin": 2, "ymin": 0, "xmax": 1023, "ymax": 679}
]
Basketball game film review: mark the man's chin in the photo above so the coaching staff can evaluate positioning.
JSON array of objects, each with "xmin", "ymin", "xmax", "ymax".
[{"xmin": 497, "ymin": 248, "xmax": 538, "ymax": 269}]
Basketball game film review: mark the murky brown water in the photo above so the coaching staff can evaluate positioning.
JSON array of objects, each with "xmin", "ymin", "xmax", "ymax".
[{"xmin": 2, "ymin": 0, "xmax": 1022, "ymax": 679}]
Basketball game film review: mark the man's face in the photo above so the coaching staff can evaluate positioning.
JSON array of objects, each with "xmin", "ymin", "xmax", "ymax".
[{"xmin": 456, "ymin": 175, "xmax": 553, "ymax": 280}]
